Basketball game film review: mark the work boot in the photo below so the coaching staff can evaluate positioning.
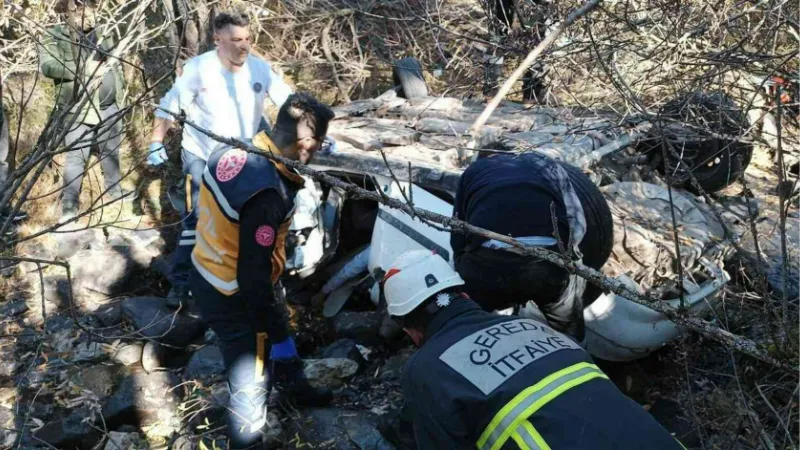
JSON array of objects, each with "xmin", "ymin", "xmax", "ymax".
[{"xmin": 166, "ymin": 284, "xmax": 191, "ymax": 309}]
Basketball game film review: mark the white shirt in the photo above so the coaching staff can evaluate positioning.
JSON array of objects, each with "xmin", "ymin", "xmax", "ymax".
[{"xmin": 156, "ymin": 50, "xmax": 293, "ymax": 160}]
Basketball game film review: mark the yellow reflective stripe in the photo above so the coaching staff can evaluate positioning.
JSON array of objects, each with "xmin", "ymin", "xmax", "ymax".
[
  {"xmin": 510, "ymin": 420, "xmax": 549, "ymax": 450},
  {"xmin": 521, "ymin": 421, "xmax": 549, "ymax": 450},
  {"xmin": 191, "ymin": 252, "xmax": 239, "ymax": 294},
  {"xmin": 511, "ymin": 431, "xmax": 531, "ymax": 450},
  {"xmin": 676, "ymin": 439, "xmax": 688, "ymax": 450},
  {"xmin": 477, "ymin": 362, "xmax": 608, "ymax": 450}
]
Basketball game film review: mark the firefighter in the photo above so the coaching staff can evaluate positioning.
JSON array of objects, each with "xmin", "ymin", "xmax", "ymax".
[
  {"xmin": 451, "ymin": 151, "xmax": 588, "ymax": 341},
  {"xmin": 187, "ymin": 93, "xmax": 334, "ymax": 448},
  {"xmin": 384, "ymin": 250, "xmax": 685, "ymax": 450}
]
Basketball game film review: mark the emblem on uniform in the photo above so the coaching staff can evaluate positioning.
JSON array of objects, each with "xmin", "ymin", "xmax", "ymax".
[
  {"xmin": 435, "ymin": 292, "xmax": 451, "ymax": 308},
  {"xmin": 424, "ymin": 274, "xmax": 438, "ymax": 288},
  {"xmin": 253, "ymin": 82, "xmax": 263, "ymax": 93},
  {"xmin": 255, "ymin": 225, "xmax": 275, "ymax": 247},
  {"xmin": 216, "ymin": 149, "xmax": 247, "ymax": 182}
]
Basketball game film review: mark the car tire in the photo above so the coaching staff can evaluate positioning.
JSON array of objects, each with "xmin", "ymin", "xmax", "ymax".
[
  {"xmin": 558, "ymin": 162, "xmax": 614, "ymax": 305},
  {"xmin": 392, "ymin": 57, "xmax": 428, "ymax": 99},
  {"xmin": 645, "ymin": 91, "xmax": 753, "ymax": 194}
]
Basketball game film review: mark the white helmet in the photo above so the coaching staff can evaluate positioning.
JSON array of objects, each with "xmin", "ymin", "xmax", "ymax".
[{"xmin": 383, "ymin": 250, "xmax": 465, "ymax": 317}]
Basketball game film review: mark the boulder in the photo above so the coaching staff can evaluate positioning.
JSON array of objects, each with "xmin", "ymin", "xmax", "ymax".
[
  {"xmin": 378, "ymin": 349, "xmax": 415, "ymax": 382},
  {"xmin": 331, "ymin": 311, "xmax": 382, "ymax": 346},
  {"xmin": 303, "ymin": 358, "xmax": 359, "ymax": 389},
  {"xmin": 70, "ymin": 341, "xmax": 107, "ymax": 364},
  {"xmin": 102, "ymin": 368, "xmax": 180, "ymax": 436},
  {"xmin": 141, "ymin": 341, "xmax": 163, "ymax": 373},
  {"xmin": 54, "ymin": 228, "xmax": 106, "ymax": 260},
  {"xmin": 121, "ymin": 297, "xmax": 205, "ymax": 347},
  {"xmin": 263, "ymin": 411, "xmax": 284, "ymax": 449},
  {"xmin": 321, "ymin": 339, "xmax": 365, "ymax": 368},
  {"xmin": 0, "ymin": 406, "xmax": 17, "ymax": 448},
  {"xmin": 111, "ymin": 343, "xmax": 143, "ymax": 367},
  {"xmin": 185, "ymin": 345, "xmax": 225, "ymax": 382},
  {"xmin": 0, "ymin": 299, "xmax": 27, "ymax": 318},
  {"xmin": 288, "ymin": 408, "xmax": 393, "ymax": 450},
  {"xmin": 69, "ymin": 365, "xmax": 121, "ymax": 401},
  {"xmin": 103, "ymin": 431, "xmax": 145, "ymax": 450},
  {"xmin": 70, "ymin": 249, "xmax": 132, "ymax": 296},
  {"xmin": 34, "ymin": 408, "xmax": 101, "ymax": 449},
  {"xmin": 94, "ymin": 303, "xmax": 124, "ymax": 327}
]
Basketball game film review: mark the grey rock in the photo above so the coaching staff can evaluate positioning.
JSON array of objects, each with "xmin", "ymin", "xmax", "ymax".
[
  {"xmin": 34, "ymin": 408, "xmax": 100, "ymax": 449},
  {"xmin": 141, "ymin": 341, "xmax": 162, "ymax": 373},
  {"xmin": 16, "ymin": 327, "xmax": 39, "ymax": 351},
  {"xmin": 70, "ymin": 341, "xmax": 107, "ymax": 364},
  {"xmin": 303, "ymin": 358, "xmax": 359, "ymax": 389},
  {"xmin": 55, "ymin": 229, "xmax": 106, "ymax": 259},
  {"xmin": 0, "ymin": 407, "xmax": 17, "ymax": 448},
  {"xmin": 344, "ymin": 413, "xmax": 396, "ymax": 450},
  {"xmin": 121, "ymin": 297, "xmax": 205, "ymax": 347},
  {"xmin": 45, "ymin": 315, "xmax": 75, "ymax": 334},
  {"xmin": 102, "ymin": 368, "xmax": 180, "ymax": 433},
  {"xmin": 717, "ymin": 195, "xmax": 759, "ymax": 224},
  {"xmin": 378, "ymin": 349, "xmax": 415, "ymax": 382},
  {"xmin": 289, "ymin": 408, "xmax": 390, "ymax": 450},
  {"xmin": 321, "ymin": 339, "xmax": 365, "ymax": 367},
  {"xmin": 95, "ymin": 304, "xmax": 123, "ymax": 327},
  {"xmin": 185, "ymin": 345, "xmax": 225, "ymax": 382},
  {"xmin": 0, "ymin": 300, "xmax": 27, "ymax": 318},
  {"xmin": 209, "ymin": 381, "xmax": 229, "ymax": 406},
  {"xmin": 263, "ymin": 411, "xmax": 284, "ymax": 449},
  {"xmin": 768, "ymin": 258, "xmax": 800, "ymax": 301},
  {"xmin": 70, "ymin": 249, "xmax": 131, "ymax": 296},
  {"xmin": 111, "ymin": 343, "xmax": 143, "ymax": 366},
  {"xmin": 103, "ymin": 431, "xmax": 145, "ymax": 450},
  {"xmin": 42, "ymin": 275, "xmax": 73, "ymax": 310},
  {"xmin": 332, "ymin": 311, "xmax": 382, "ymax": 345},
  {"xmin": 69, "ymin": 365, "xmax": 121, "ymax": 400}
]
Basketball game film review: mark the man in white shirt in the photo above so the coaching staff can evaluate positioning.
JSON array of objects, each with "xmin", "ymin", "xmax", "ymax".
[{"xmin": 148, "ymin": 11, "xmax": 293, "ymax": 307}]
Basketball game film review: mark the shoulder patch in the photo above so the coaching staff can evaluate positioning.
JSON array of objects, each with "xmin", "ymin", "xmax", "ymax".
[
  {"xmin": 216, "ymin": 149, "xmax": 248, "ymax": 182},
  {"xmin": 255, "ymin": 225, "xmax": 276, "ymax": 247}
]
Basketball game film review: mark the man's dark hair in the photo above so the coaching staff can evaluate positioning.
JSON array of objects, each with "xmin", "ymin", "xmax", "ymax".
[
  {"xmin": 213, "ymin": 11, "xmax": 250, "ymax": 32},
  {"xmin": 273, "ymin": 93, "xmax": 335, "ymax": 144}
]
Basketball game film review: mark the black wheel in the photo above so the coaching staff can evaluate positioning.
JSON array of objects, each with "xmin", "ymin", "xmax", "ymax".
[
  {"xmin": 643, "ymin": 91, "xmax": 753, "ymax": 194},
  {"xmin": 392, "ymin": 57, "xmax": 428, "ymax": 99},
  {"xmin": 558, "ymin": 162, "xmax": 614, "ymax": 305}
]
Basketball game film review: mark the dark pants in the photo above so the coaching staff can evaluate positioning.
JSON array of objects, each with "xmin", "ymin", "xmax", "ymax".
[
  {"xmin": 169, "ymin": 149, "xmax": 206, "ymax": 286},
  {"xmin": 61, "ymin": 104, "xmax": 123, "ymax": 206},
  {"xmin": 455, "ymin": 246, "xmax": 585, "ymax": 341},
  {"xmin": 189, "ymin": 270, "xmax": 277, "ymax": 448}
]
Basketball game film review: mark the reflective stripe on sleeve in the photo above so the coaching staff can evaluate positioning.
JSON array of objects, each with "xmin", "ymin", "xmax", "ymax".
[{"xmin": 477, "ymin": 362, "xmax": 608, "ymax": 450}]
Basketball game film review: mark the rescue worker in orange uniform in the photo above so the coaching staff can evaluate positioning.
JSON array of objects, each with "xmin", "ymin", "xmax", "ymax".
[
  {"xmin": 188, "ymin": 93, "xmax": 334, "ymax": 448},
  {"xmin": 383, "ymin": 250, "xmax": 686, "ymax": 450}
]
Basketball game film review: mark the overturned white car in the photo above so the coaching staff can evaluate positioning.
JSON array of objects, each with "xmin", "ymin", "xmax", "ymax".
[{"xmin": 270, "ymin": 91, "xmax": 741, "ymax": 362}]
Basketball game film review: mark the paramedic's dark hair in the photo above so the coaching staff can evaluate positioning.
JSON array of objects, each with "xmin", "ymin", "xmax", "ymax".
[
  {"xmin": 213, "ymin": 11, "xmax": 250, "ymax": 32},
  {"xmin": 273, "ymin": 93, "xmax": 335, "ymax": 142}
]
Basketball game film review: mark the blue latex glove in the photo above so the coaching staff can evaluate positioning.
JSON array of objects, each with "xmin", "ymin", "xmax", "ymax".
[
  {"xmin": 147, "ymin": 142, "xmax": 168, "ymax": 166},
  {"xmin": 320, "ymin": 136, "xmax": 337, "ymax": 155},
  {"xmin": 270, "ymin": 337, "xmax": 298, "ymax": 361}
]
